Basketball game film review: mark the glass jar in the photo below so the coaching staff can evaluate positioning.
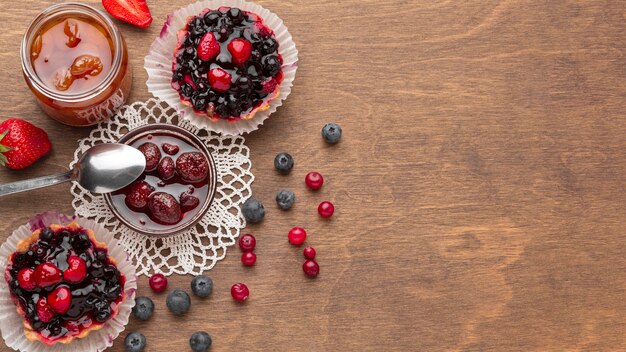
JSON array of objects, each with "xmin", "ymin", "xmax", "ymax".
[{"xmin": 20, "ymin": 2, "xmax": 131, "ymax": 126}]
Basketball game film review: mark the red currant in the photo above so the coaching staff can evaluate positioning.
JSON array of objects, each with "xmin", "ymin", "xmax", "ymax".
[
  {"xmin": 17, "ymin": 268, "xmax": 36, "ymax": 291},
  {"xmin": 288, "ymin": 227, "xmax": 307, "ymax": 245},
  {"xmin": 239, "ymin": 233, "xmax": 256, "ymax": 251},
  {"xmin": 149, "ymin": 273, "xmax": 168, "ymax": 293},
  {"xmin": 318, "ymin": 201, "xmax": 335, "ymax": 218},
  {"xmin": 305, "ymin": 171, "xmax": 324, "ymax": 190},
  {"xmin": 303, "ymin": 260, "xmax": 320, "ymax": 278},
  {"xmin": 241, "ymin": 252, "xmax": 257, "ymax": 266},
  {"xmin": 231, "ymin": 283, "xmax": 249, "ymax": 302},
  {"xmin": 303, "ymin": 246, "xmax": 316, "ymax": 260}
]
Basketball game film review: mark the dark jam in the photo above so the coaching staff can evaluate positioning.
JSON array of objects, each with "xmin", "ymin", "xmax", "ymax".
[
  {"xmin": 5, "ymin": 225, "xmax": 125, "ymax": 344},
  {"xmin": 111, "ymin": 133, "xmax": 210, "ymax": 231},
  {"xmin": 171, "ymin": 6, "xmax": 283, "ymax": 121}
]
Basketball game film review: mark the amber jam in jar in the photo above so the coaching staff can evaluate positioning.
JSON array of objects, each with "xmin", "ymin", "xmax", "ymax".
[{"xmin": 21, "ymin": 3, "xmax": 131, "ymax": 126}]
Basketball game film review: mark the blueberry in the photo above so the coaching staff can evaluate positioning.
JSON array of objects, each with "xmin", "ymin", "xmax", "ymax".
[
  {"xmin": 260, "ymin": 37, "xmax": 279, "ymax": 54},
  {"xmin": 276, "ymin": 189, "xmax": 296, "ymax": 210},
  {"xmin": 262, "ymin": 55, "xmax": 281, "ymax": 77},
  {"xmin": 71, "ymin": 232, "xmax": 92, "ymax": 252},
  {"xmin": 322, "ymin": 123, "xmax": 342, "ymax": 144},
  {"xmin": 39, "ymin": 228, "xmax": 54, "ymax": 242},
  {"xmin": 204, "ymin": 11, "xmax": 221, "ymax": 25},
  {"xmin": 242, "ymin": 198, "xmax": 265, "ymax": 223},
  {"xmin": 190, "ymin": 331, "xmax": 212, "ymax": 352},
  {"xmin": 274, "ymin": 152, "xmax": 294, "ymax": 174},
  {"xmin": 132, "ymin": 296, "xmax": 154, "ymax": 321},
  {"xmin": 191, "ymin": 275, "xmax": 213, "ymax": 298},
  {"xmin": 125, "ymin": 332, "xmax": 147, "ymax": 352},
  {"xmin": 166, "ymin": 289, "xmax": 191, "ymax": 315},
  {"xmin": 227, "ymin": 7, "xmax": 244, "ymax": 24},
  {"xmin": 94, "ymin": 300, "xmax": 111, "ymax": 323}
]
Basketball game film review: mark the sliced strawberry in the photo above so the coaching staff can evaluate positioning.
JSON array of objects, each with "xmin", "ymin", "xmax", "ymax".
[
  {"xmin": 34, "ymin": 262, "xmax": 62, "ymax": 288},
  {"xmin": 17, "ymin": 268, "xmax": 36, "ymax": 291},
  {"xmin": 36, "ymin": 297, "xmax": 55, "ymax": 323},
  {"xmin": 63, "ymin": 256, "xmax": 87, "ymax": 284},
  {"xmin": 197, "ymin": 32, "xmax": 220, "ymax": 61},
  {"xmin": 102, "ymin": 0, "xmax": 153, "ymax": 28},
  {"xmin": 228, "ymin": 39, "xmax": 252, "ymax": 66},
  {"xmin": 48, "ymin": 286, "xmax": 72, "ymax": 315},
  {"xmin": 208, "ymin": 68, "xmax": 232, "ymax": 92}
]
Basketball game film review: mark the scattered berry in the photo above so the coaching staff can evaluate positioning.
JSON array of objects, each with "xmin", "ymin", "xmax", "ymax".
[
  {"xmin": 303, "ymin": 260, "xmax": 320, "ymax": 278},
  {"xmin": 162, "ymin": 142, "xmax": 180, "ymax": 155},
  {"xmin": 124, "ymin": 331, "xmax": 147, "ymax": 352},
  {"xmin": 303, "ymin": 246, "xmax": 316, "ymax": 260},
  {"xmin": 17, "ymin": 268, "xmax": 36, "ymax": 291},
  {"xmin": 176, "ymin": 152, "xmax": 209, "ymax": 183},
  {"xmin": 148, "ymin": 192, "xmax": 182, "ymax": 225},
  {"xmin": 34, "ymin": 262, "xmax": 62, "ymax": 288},
  {"xmin": 322, "ymin": 122, "xmax": 342, "ymax": 144},
  {"xmin": 228, "ymin": 38, "xmax": 253, "ymax": 66},
  {"xmin": 242, "ymin": 198, "xmax": 265, "ymax": 223},
  {"xmin": 231, "ymin": 283, "xmax": 249, "ymax": 302},
  {"xmin": 0, "ymin": 118, "xmax": 52, "ymax": 170},
  {"xmin": 238, "ymin": 234, "xmax": 256, "ymax": 251},
  {"xmin": 149, "ymin": 273, "xmax": 168, "ymax": 293},
  {"xmin": 157, "ymin": 156, "xmax": 176, "ymax": 180},
  {"xmin": 190, "ymin": 331, "xmax": 213, "ymax": 352},
  {"xmin": 36, "ymin": 297, "xmax": 55, "ymax": 323},
  {"xmin": 275, "ymin": 189, "xmax": 295, "ymax": 210},
  {"xmin": 288, "ymin": 227, "xmax": 307, "ymax": 245},
  {"xmin": 125, "ymin": 181, "xmax": 154, "ymax": 209},
  {"xmin": 132, "ymin": 296, "xmax": 155, "ymax": 321},
  {"xmin": 47, "ymin": 286, "xmax": 72, "ymax": 314},
  {"xmin": 274, "ymin": 152, "xmax": 294, "ymax": 174},
  {"xmin": 305, "ymin": 172, "xmax": 324, "ymax": 190},
  {"xmin": 241, "ymin": 251, "xmax": 257, "ymax": 266},
  {"xmin": 137, "ymin": 142, "xmax": 161, "ymax": 172},
  {"xmin": 180, "ymin": 191, "xmax": 201, "ymax": 211},
  {"xmin": 63, "ymin": 255, "xmax": 87, "ymax": 284},
  {"xmin": 208, "ymin": 68, "xmax": 232, "ymax": 92},
  {"xmin": 318, "ymin": 201, "xmax": 335, "ymax": 218},
  {"xmin": 191, "ymin": 275, "xmax": 213, "ymax": 298},
  {"xmin": 166, "ymin": 289, "xmax": 191, "ymax": 315},
  {"xmin": 197, "ymin": 32, "xmax": 220, "ymax": 61}
]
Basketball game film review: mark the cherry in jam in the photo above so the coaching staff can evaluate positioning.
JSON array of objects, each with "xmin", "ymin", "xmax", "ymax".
[{"xmin": 111, "ymin": 133, "xmax": 210, "ymax": 231}]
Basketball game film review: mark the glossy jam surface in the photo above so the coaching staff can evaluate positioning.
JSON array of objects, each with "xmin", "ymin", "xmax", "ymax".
[
  {"xmin": 5, "ymin": 226, "xmax": 125, "ymax": 344},
  {"xmin": 111, "ymin": 133, "xmax": 210, "ymax": 231},
  {"xmin": 171, "ymin": 6, "xmax": 283, "ymax": 121},
  {"xmin": 31, "ymin": 15, "xmax": 113, "ymax": 94}
]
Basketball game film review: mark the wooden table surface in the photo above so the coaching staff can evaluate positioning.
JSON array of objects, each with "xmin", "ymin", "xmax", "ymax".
[{"xmin": 1, "ymin": 0, "xmax": 626, "ymax": 351}]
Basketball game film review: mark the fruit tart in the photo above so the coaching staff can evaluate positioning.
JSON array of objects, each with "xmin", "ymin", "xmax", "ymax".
[
  {"xmin": 4, "ymin": 222, "xmax": 126, "ymax": 345},
  {"xmin": 171, "ymin": 6, "xmax": 283, "ymax": 122}
]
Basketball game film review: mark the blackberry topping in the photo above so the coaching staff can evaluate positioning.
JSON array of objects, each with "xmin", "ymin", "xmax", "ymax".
[{"xmin": 172, "ymin": 7, "xmax": 282, "ymax": 120}]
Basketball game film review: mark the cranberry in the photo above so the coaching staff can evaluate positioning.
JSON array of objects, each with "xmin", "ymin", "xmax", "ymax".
[
  {"xmin": 228, "ymin": 38, "xmax": 253, "ymax": 66},
  {"xmin": 149, "ymin": 273, "xmax": 168, "ymax": 293},
  {"xmin": 241, "ymin": 252, "xmax": 257, "ymax": 266},
  {"xmin": 305, "ymin": 172, "xmax": 324, "ymax": 190},
  {"xmin": 47, "ymin": 286, "xmax": 72, "ymax": 314},
  {"xmin": 162, "ymin": 142, "xmax": 180, "ymax": 155},
  {"xmin": 303, "ymin": 246, "xmax": 316, "ymax": 260},
  {"xmin": 231, "ymin": 283, "xmax": 249, "ymax": 302},
  {"xmin": 288, "ymin": 227, "xmax": 307, "ymax": 245},
  {"xmin": 17, "ymin": 268, "xmax": 36, "ymax": 291},
  {"xmin": 63, "ymin": 256, "xmax": 87, "ymax": 284},
  {"xmin": 238, "ymin": 234, "xmax": 256, "ymax": 251},
  {"xmin": 36, "ymin": 297, "xmax": 55, "ymax": 323},
  {"xmin": 318, "ymin": 201, "xmax": 335, "ymax": 218},
  {"xmin": 208, "ymin": 68, "xmax": 232, "ymax": 92},
  {"xmin": 34, "ymin": 262, "xmax": 62, "ymax": 288},
  {"xmin": 197, "ymin": 32, "xmax": 220, "ymax": 61},
  {"xmin": 303, "ymin": 260, "xmax": 320, "ymax": 278},
  {"xmin": 125, "ymin": 181, "xmax": 154, "ymax": 209},
  {"xmin": 180, "ymin": 191, "xmax": 200, "ymax": 211},
  {"xmin": 148, "ymin": 192, "xmax": 182, "ymax": 225},
  {"xmin": 158, "ymin": 157, "xmax": 176, "ymax": 180},
  {"xmin": 176, "ymin": 152, "xmax": 209, "ymax": 183},
  {"xmin": 138, "ymin": 142, "xmax": 162, "ymax": 172}
]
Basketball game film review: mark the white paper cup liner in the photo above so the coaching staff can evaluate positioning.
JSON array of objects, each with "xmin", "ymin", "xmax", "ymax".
[
  {"xmin": 0, "ymin": 212, "xmax": 137, "ymax": 352},
  {"xmin": 145, "ymin": 0, "xmax": 298, "ymax": 135}
]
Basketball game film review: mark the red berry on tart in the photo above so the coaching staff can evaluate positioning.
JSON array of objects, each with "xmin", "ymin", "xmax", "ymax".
[
  {"xmin": 171, "ymin": 7, "xmax": 282, "ymax": 121},
  {"xmin": 4, "ymin": 223, "xmax": 126, "ymax": 346}
]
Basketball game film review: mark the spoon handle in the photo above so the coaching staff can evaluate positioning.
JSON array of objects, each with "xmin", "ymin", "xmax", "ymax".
[{"xmin": 0, "ymin": 171, "xmax": 74, "ymax": 197}]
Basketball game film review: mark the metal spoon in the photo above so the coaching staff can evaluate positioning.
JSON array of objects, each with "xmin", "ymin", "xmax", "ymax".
[{"xmin": 0, "ymin": 143, "xmax": 145, "ymax": 197}]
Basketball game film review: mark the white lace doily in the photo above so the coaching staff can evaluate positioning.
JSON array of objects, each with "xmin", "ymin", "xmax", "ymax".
[{"xmin": 69, "ymin": 98, "xmax": 254, "ymax": 276}]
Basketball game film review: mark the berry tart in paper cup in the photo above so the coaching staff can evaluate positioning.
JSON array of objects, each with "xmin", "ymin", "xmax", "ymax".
[
  {"xmin": 0, "ymin": 212, "xmax": 137, "ymax": 352},
  {"xmin": 145, "ymin": 0, "xmax": 298, "ymax": 135}
]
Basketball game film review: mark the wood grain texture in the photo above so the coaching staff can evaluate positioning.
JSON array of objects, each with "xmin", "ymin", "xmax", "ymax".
[{"xmin": 1, "ymin": 0, "xmax": 626, "ymax": 350}]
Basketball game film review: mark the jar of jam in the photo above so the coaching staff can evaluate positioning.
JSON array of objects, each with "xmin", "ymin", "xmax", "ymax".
[{"xmin": 20, "ymin": 3, "xmax": 131, "ymax": 126}]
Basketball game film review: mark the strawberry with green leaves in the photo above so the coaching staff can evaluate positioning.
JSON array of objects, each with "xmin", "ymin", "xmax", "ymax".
[{"xmin": 0, "ymin": 118, "xmax": 52, "ymax": 170}]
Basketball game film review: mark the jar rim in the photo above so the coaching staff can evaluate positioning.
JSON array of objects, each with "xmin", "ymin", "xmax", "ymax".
[{"xmin": 20, "ymin": 2, "xmax": 124, "ymax": 102}]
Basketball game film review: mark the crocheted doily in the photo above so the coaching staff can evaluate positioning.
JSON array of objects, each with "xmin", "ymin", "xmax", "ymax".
[{"xmin": 70, "ymin": 99, "xmax": 254, "ymax": 276}]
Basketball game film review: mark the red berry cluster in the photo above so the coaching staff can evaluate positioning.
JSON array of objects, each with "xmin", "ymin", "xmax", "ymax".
[{"xmin": 239, "ymin": 233, "xmax": 257, "ymax": 266}]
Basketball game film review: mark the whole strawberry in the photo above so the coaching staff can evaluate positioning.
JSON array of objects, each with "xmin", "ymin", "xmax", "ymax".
[{"xmin": 0, "ymin": 118, "xmax": 51, "ymax": 170}]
